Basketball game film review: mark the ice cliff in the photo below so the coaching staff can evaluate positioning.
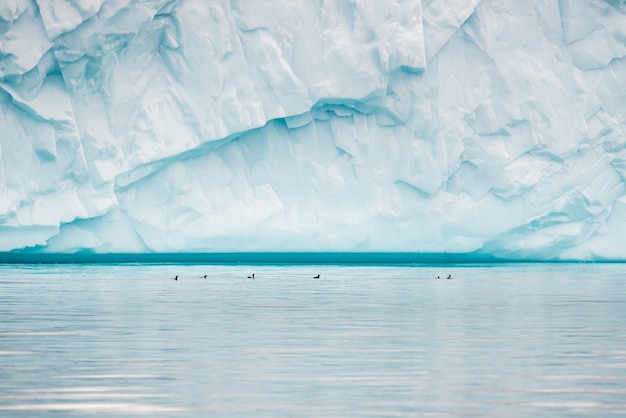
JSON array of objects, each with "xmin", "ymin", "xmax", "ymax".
[{"xmin": 2, "ymin": 0, "xmax": 626, "ymax": 260}]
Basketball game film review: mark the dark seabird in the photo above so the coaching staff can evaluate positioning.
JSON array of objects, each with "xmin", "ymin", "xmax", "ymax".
[
  {"xmin": 174, "ymin": 275, "xmax": 179, "ymax": 281},
  {"xmin": 447, "ymin": 274, "xmax": 453, "ymax": 279},
  {"xmin": 313, "ymin": 274, "xmax": 320, "ymax": 279},
  {"xmin": 247, "ymin": 273, "xmax": 255, "ymax": 279}
]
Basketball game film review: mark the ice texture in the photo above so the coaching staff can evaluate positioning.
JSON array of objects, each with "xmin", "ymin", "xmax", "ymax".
[{"xmin": 2, "ymin": 0, "xmax": 626, "ymax": 260}]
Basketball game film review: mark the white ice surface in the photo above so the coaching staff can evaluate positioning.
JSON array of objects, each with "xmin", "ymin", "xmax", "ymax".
[{"xmin": 2, "ymin": 0, "xmax": 626, "ymax": 260}]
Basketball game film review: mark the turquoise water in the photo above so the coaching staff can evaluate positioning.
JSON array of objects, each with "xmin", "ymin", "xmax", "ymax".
[{"xmin": 0, "ymin": 263, "xmax": 625, "ymax": 416}]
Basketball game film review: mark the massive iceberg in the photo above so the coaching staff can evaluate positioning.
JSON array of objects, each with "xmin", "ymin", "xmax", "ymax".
[{"xmin": 2, "ymin": 0, "xmax": 626, "ymax": 260}]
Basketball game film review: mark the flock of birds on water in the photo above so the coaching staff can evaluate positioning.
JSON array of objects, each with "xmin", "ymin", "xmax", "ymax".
[{"xmin": 169, "ymin": 273, "xmax": 453, "ymax": 280}]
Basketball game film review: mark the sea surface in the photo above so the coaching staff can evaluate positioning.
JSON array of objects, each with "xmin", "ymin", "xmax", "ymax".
[{"xmin": 0, "ymin": 262, "xmax": 625, "ymax": 417}]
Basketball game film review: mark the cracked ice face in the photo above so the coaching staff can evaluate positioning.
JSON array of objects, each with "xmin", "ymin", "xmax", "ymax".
[{"xmin": 2, "ymin": 0, "xmax": 626, "ymax": 260}]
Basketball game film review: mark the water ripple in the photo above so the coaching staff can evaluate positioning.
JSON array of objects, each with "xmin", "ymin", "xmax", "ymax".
[{"xmin": 1, "ymin": 263, "xmax": 625, "ymax": 416}]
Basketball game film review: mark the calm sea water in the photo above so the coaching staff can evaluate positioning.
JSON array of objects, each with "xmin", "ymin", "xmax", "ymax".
[{"xmin": 0, "ymin": 263, "xmax": 625, "ymax": 417}]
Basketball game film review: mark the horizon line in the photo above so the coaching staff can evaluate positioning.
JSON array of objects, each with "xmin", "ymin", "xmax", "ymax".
[{"xmin": 0, "ymin": 252, "xmax": 614, "ymax": 265}]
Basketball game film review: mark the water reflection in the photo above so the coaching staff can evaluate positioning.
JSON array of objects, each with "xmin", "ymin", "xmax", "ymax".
[{"xmin": 0, "ymin": 263, "xmax": 625, "ymax": 416}]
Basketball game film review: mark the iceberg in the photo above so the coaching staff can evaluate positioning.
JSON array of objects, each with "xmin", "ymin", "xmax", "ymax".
[{"xmin": 2, "ymin": 0, "xmax": 626, "ymax": 260}]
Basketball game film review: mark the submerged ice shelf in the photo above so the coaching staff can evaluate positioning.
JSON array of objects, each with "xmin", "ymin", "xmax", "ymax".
[
  {"xmin": 0, "ymin": 252, "xmax": 506, "ymax": 265},
  {"xmin": 2, "ymin": 0, "xmax": 626, "ymax": 260}
]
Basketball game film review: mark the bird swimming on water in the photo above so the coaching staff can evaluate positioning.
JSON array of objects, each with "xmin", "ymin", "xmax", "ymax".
[
  {"xmin": 313, "ymin": 274, "xmax": 320, "ymax": 279},
  {"xmin": 247, "ymin": 273, "xmax": 255, "ymax": 279}
]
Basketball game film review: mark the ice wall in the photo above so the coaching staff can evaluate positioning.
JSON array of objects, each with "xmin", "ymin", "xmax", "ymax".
[{"xmin": 2, "ymin": 0, "xmax": 626, "ymax": 260}]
